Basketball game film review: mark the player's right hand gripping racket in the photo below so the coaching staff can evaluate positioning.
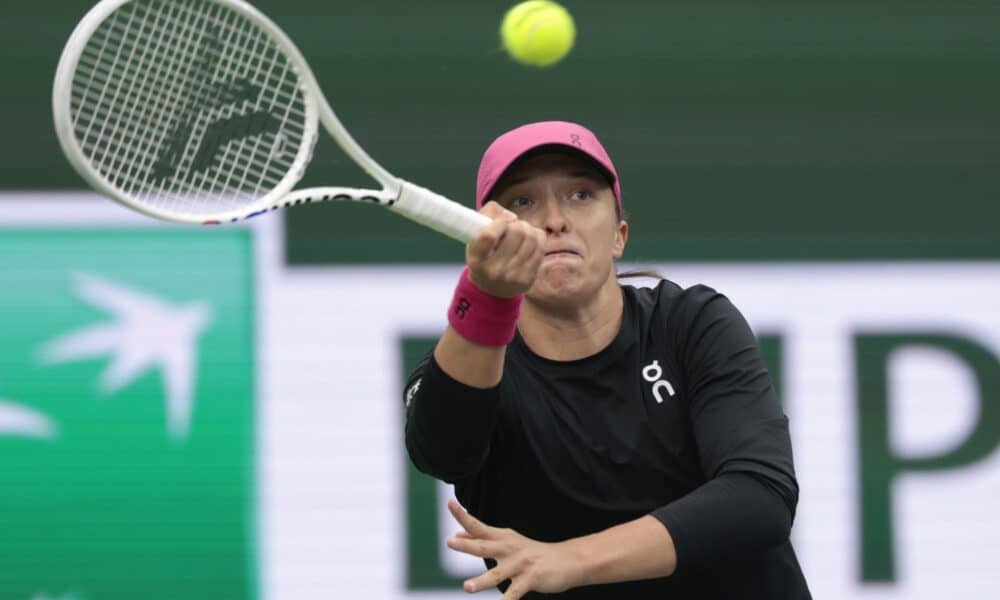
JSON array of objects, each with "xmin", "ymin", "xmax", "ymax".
[{"xmin": 53, "ymin": 0, "xmax": 491, "ymax": 241}]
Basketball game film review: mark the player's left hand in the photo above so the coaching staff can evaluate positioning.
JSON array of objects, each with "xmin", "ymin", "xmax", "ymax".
[{"xmin": 445, "ymin": 499, "xmax": 580, "ymax": 599}]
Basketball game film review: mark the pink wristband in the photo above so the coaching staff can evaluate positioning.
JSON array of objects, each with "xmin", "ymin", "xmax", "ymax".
[{"xmin": 448, "ymin": 268, "xmax": 523, "ymax": 346}]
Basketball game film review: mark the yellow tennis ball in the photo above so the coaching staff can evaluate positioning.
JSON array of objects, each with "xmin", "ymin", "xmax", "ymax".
[{"xmin": 500, "ymin": 1, "xmax": 576, "ymax": 68}]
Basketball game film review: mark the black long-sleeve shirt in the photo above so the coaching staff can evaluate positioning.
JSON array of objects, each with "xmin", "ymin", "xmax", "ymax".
[{"xmin": 404, "ymin": 280, "xmax": 811, "ymax": 598}]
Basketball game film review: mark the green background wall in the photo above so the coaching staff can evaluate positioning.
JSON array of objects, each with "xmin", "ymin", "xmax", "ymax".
[{"xmin": 4, "ymin": 0, "xmax": 998, "ymax": 262}]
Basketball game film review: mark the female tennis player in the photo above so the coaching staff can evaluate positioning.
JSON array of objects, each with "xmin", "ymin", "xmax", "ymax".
[{"xmin": 403, "ymin": 121, "xmax": 811, "ymax": 599}]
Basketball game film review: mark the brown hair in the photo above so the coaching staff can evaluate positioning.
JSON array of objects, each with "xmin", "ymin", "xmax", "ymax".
[
  {"xmin": 613, "ymin": 205, "xmax": 665, "ymax": 280},
  {"xmin": 617, "ymin": 269, "xmax": 666, "ymax": 281}
]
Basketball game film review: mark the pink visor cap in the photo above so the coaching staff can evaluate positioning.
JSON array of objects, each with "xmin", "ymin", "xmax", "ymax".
[{"xmin": 475, "ymin": 121, "xmax": 622, "ymax": 210}]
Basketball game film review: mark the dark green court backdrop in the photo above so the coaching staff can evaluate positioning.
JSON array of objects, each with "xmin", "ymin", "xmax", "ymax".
[{"xmin": 3, "ymin": 0, "xmax": 998, "ymax": 262}]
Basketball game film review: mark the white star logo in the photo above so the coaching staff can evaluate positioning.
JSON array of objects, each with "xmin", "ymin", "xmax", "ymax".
[
  {"xmin": 0, "ymin": 395, "xmax": 57, "ymax": 439},
  {"xmin": 39, "ymin": 273, "xmax": 212, "ymax": 441}
]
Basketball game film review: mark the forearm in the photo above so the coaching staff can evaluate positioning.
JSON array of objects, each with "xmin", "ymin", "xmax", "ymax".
[
  {"xmin": 561, "ymin": 471, "xmax": 793, "ymax": 588},
  {"xmin": 562, "ymin": 515, "xmax": 676, "ymax": 587},
  {"xmin": 405, "ymin": 351, "xmax": 501, "ymax": 482},
  {"xmin": 408, "ymin": 260, "xmax": 520, "ymax": 478},
  {"xmin": 434, "ymin": 325, "xmax": 506, "ymax": 388},
  {"xmin": 651, "ymin": 471, "xmax": 793, "ymax": 574}
]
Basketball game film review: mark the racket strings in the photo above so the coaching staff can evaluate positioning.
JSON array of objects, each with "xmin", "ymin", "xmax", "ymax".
[
  {"xmin": 98, "ymin": 1, "xmax": 194, "ymax": 203},
  {"xmin": 68, "ymin": 0, "xmax": 308, "ymax": 216},
  {"xmin": 76, "ymin": 2, "xmax": 195, "ymax": 189}
]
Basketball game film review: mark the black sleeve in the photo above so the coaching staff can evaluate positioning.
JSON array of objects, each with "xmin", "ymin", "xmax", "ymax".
[
  {"xmin": 403, "ymin": 351, "xmax": 502, "ymax": 483},
  {"xmin": 651, "ymin": 287, "xmax": 799, "ymax": 574}
]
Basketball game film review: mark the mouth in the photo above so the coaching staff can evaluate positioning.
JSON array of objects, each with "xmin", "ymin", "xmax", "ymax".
[{"xmin": 544, "ymin": 250, "xmax": 581, "ymax": 258}]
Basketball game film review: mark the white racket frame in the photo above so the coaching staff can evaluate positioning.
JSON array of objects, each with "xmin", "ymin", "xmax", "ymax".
[{"xmin": 53, "ymin": 0, "xmax": 489, "ymax": 242}]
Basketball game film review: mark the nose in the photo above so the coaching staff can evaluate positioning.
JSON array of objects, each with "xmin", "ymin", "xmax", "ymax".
[{"xmin": 541, "ymin": 194, "xmax": 569, "ymax": 235}]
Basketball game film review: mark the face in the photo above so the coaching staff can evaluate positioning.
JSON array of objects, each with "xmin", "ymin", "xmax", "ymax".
[{"xmin": 490, "ymin": 151, "xmax": 628, "ymax": 306}]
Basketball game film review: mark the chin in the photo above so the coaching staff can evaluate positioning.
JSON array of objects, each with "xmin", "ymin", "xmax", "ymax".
[{"xmin": 530, "ymin": 265, "xmax": 590, "ymax": 302}]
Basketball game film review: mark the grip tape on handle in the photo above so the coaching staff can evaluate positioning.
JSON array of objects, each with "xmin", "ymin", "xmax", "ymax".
[{"xmin": 391, "ymin": 179, "xmax": 490, "ymax": 243}]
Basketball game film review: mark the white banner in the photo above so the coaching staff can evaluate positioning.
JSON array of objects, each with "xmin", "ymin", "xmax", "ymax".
[{"xmin": 3, "ymin": 193, "xmax": 997, "ymax": 599}]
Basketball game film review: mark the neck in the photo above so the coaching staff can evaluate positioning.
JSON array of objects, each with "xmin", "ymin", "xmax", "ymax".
[{"xmin": 517, "ymin": 277, "xmax": 624, "ymax": 361}]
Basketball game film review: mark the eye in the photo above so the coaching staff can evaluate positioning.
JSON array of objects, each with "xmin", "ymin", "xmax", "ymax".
[
  {"xmin": 571, "ymin": 190, "xmax": 592, "ymax": 201},
  {"xmin": 509, "ymin": 196, "xmax": 532, "ymax": 209}
]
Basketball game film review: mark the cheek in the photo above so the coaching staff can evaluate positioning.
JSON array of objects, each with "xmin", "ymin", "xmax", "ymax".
[{"xmin": 583, "ymin": 227, "xmax": 619, "ymax": 265}]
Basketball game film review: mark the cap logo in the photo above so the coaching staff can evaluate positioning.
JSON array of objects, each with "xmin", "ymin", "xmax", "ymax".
[{"xmin": 569, "ymin": 133, "xmax": 583, "ymax": 147}]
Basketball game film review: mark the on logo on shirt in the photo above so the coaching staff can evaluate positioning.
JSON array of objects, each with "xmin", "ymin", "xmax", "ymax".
[{"xmin": 642, "ymin": 360, "xmax": 676, "ymax": 404}]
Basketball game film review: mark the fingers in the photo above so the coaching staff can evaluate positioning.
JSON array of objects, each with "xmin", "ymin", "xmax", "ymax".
[
  {"xmin": 479, "ymin": 200, "xmax": 517, "ymax": 222},
  {"xmin": 470, "ymin": 222, "xmax": 544, "ymax": 293},
  {"xmin": 470, "ymin": 215, "xmax": 528, "ymax": 265},
  {"xmin": 442, "ymin": 504, "xmax": 542, "ymax": 599},
  {"xmin": 446, "ymin": 535, "xmax": 503, "ymax": 559},
  {"xmin": 466, "ymin": 217, "xmax": 511, "ymax": 263},
  {"xmin": 467, "ymin": 202, "xmax": 518, "ymax": 261},
  {"xmin": 501, "ymin": 578, "xmax": 531, "ymax": 600},
  {"xmin": 447, "ymin": 499, "xmax": 493, "ymax": 538},
  {"xmin": 463, "ymin": 559, "xmax": 520, "ymax": 593},
  {"xmin": 506, "ymin": 223, "xmax": 546, "ymax": 273},
  {"xmin": 489, "ymin": 219, "xmax": 530, "ymax": 265},
  {"xmin": 466, "ymin": 202, "xmax": 545, "ymax": 298}
]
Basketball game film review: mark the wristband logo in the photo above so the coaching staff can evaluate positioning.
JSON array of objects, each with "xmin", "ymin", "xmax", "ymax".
[
  {"xmin": 642, "ymin": 360, "xmax": 676, "ymax": 404},
  {"xmin": 454, "ymin": 297, "xmax": 472, "ymax": 319}
]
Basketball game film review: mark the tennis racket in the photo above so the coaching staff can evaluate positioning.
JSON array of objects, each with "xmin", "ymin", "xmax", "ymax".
[{"xmin": 53, "ymin": 0, "xmax": 491, "ymax": 241}]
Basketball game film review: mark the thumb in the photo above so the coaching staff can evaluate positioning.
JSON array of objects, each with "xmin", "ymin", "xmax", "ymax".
[
  {"xmin": 481, "ymin": 201, "xmax": 517, "ymax": 222},
  {"xmin": 467, "ymin": 218, "xmax": 508, "ymax": 261},
  {"xmin": 496, "ymin": 208, "xmax": 517, "ymax": 222}
]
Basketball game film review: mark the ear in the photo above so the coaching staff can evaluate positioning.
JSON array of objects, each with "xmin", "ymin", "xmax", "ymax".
[{"xmin": 613, "ymin": 219, "xmax": 628, "ymax": 260}]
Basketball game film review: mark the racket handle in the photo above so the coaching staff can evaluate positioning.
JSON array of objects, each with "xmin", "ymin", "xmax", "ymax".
[{"xmin": 392, "ymin": 179, "xmax": 491, "ymax": 243}]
